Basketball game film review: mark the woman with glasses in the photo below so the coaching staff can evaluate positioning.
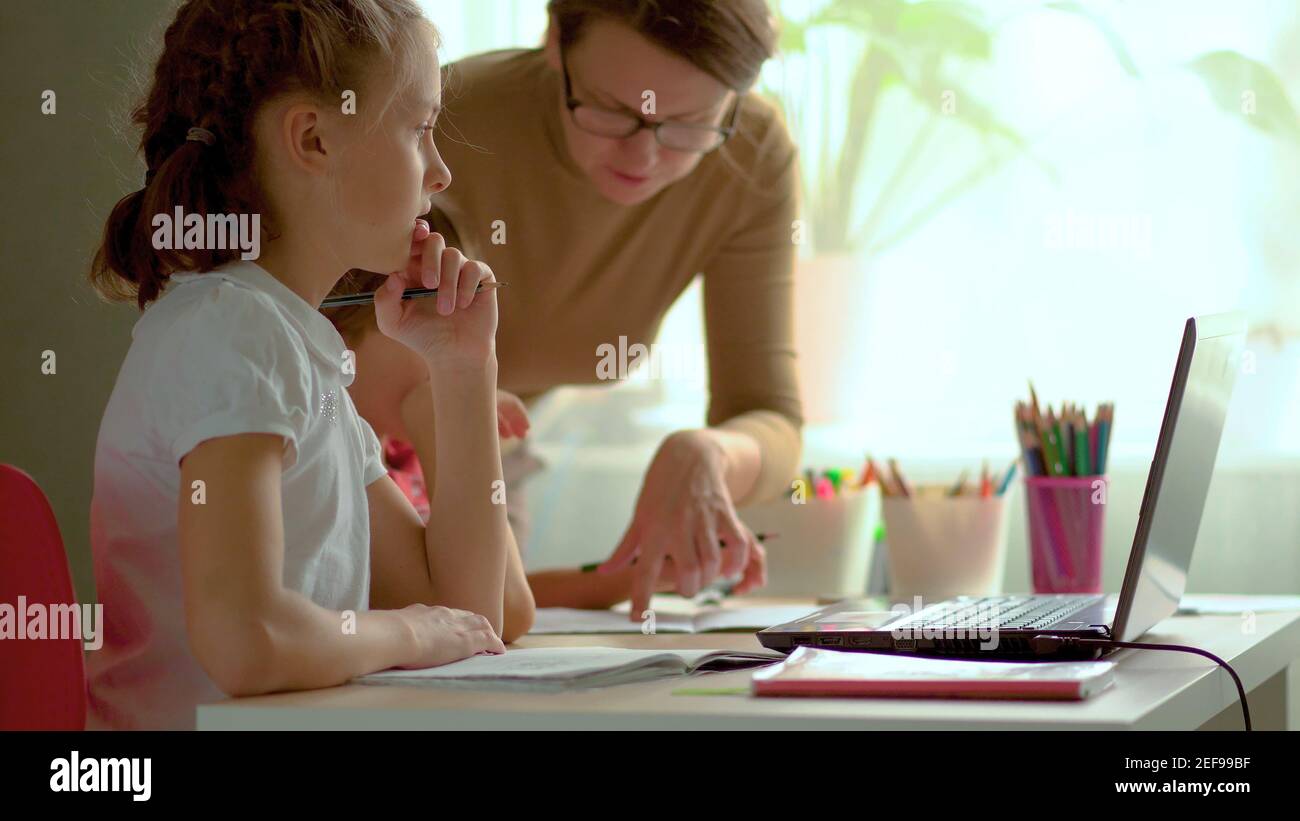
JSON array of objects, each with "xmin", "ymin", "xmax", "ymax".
[{"xmin": 330, "ymin": 0, "xmax": 802, "ymax": 620}]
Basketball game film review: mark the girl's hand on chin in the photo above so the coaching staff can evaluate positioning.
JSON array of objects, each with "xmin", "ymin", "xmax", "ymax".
[{"xmin": 374, "ymin": 219, "xmax": 498, "ymax": 370}]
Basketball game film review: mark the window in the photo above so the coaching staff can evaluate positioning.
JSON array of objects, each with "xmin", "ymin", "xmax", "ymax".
[{"xmin": 419, "ymin": 0, "xmax": 1300, "ymax": 461}]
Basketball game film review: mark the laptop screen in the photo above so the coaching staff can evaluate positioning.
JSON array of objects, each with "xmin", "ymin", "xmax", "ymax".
[{"xmin": 1113, "ymin": 314, "xmax": 1244, "ymax": 642}]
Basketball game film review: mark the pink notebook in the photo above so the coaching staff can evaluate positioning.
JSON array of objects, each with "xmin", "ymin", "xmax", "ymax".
[{"xmin": 752, "ymin": 646, "xmax": 1115, "ymax": 701}]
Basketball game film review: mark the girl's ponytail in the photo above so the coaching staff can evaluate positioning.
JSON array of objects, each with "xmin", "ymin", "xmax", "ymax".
[
  {"xmin": 92, "ymin": 129, "xmax": 229, "ymax": 308},
  {"xmin": 91, "ymin": 187, "xmax": 151, "ymax": 307}
]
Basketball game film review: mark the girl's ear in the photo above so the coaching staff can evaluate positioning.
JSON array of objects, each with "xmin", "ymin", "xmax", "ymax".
[{"xmin": 280, "ymin": 103, "xmax": 329, "ymax": 175}]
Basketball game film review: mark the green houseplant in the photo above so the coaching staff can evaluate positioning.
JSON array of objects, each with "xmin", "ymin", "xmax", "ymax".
[{"xmin": 760, "ymin": 0, "xmax": 1300, "ymax": 421}]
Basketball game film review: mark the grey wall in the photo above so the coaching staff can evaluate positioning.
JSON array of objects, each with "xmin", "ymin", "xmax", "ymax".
[{"xmin": 1, "ymin": 1, "xmax": 175, "ymax": 603}]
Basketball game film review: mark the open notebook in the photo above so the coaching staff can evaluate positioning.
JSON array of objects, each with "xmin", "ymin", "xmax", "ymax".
[
  {"xmin": 528, "ymin": 604, "xmax": 821, "ymax": 635},
  {"xmin": 356, "ymin": 647, "xmax": 784, "ymax": 692},
  {"xmin": 753, "ymin": 646, "xmax": 1116, "ymax": 700}
]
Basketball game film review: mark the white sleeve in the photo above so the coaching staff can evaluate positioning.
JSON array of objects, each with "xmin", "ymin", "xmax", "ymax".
[
  {"xmin": 357, "ymin": 413, "xmax": 388, "ymax": 486},
  {"xmin": 152, "ymin": 285, "xmax": 313, "ymax": 468}
]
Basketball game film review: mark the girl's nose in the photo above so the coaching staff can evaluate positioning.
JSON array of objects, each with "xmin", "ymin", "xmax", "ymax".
[
  {"xmin": 427, "ymin": 168, "xmax": 451, "ymax": 194},
  {"xmin": 426, "ymin": 148, "xmax": 452, "ymax": 193}
]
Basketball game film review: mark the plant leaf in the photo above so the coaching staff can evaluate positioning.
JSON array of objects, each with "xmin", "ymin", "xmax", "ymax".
[
  {"xmin": 1187, "ymin": 50, "xmax": 1300, "ymax": 142},
  {"xmin": 812, "ymin": 0, "xmax": 904, "ymax": 33},
  {"xmin": 895, "ymin": 1, "xmax": 993, "ymax": 61},
  {"xmin": 864, "ymin": 141, "xmax": 1016, "ymax": 254},
  {"xmin": 883, "ymin": 63, "xmax": 1028, "ymax": 148},
  {"xmin": 1045, "ymin": 1, "xmax": 1140, "ymax": 77},
  {"xmin": 777, "ymin": 16, "xmax": 807, "ymax": 54}
]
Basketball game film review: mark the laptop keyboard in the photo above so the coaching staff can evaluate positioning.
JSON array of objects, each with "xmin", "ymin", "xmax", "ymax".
[{"xmin": 899, "ymin": 595, "xmax": 1099, "ymax": 630}]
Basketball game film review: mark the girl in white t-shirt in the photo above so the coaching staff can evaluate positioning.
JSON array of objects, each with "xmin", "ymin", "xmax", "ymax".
[{"xmin": 85, "ymin": 0, "xmax": 534, "ymax": 730}]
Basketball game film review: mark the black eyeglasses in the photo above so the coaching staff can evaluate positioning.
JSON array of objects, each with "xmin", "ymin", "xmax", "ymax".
[{"xmin": 560, "ymin": 53, "xmax": 740, "ymax": 154}]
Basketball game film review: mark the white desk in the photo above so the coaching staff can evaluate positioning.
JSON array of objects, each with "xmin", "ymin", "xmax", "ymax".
[{"xmin": 198, "ymin": 604, "xmax": 1300, "ymax": 731}]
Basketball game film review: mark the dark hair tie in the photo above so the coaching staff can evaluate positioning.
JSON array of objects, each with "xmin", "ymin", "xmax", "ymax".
[{"xmin": 144, "ymin": 126, "xmax": 215, "ymax": 186}]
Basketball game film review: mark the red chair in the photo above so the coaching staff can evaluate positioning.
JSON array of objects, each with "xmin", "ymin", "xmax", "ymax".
[{"xmin": 0, "ymin": 464, "xmax": 87, "ymax": 730}]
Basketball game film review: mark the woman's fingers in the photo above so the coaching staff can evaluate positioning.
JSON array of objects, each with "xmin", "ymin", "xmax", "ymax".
[
  {"xmin": 717, "ymin": 512, "xmax": 752, "ymax": 578},
  {"xmin": 496, "ymin": 393, "xmax": 529, "ymax": 439},
  {"xmin": 655, "ymin": 556, "xmax": 679, "ymax": 590},
  {"xmin": 498, "ymin": 414, "xmax": 517, "ymax": 438},
  {"xmin": 599, "ymin": 523, "xmax": 640, "ymax": 574},
  {"xmin": 628, "ymin": 553, "xmax": 663, "ymax": 624},
  {"xmin": 696, "ymin": 520, "xmax": 722, "ymax": 586},
  {"xmin": 668, "ymin": 525, "xmax": 702, "ymax": 598},
  {"xmin": 497, "ymin": 413, "xmax": 522, "ymax": 439},
  {"xmin": 733, "ymin": 538, "xmax": 767, "ymax": 595}
]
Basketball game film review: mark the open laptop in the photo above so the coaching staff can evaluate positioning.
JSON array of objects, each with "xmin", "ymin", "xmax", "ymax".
[{"xmin": 760, "ymin": 313, "xmax": 1245, "ymax": 660}]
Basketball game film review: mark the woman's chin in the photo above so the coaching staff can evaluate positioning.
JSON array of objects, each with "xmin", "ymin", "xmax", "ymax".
[{"xmin": 594, "ymin": 178, "xmax": 658, "ymax": 206}]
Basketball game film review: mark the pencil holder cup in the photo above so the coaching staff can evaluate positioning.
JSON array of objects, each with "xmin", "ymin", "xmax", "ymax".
[
  {"xmin": 736, "ymin": 483, "xmax": 881, "ymax": 598},
  {"xmin": 1024, "ymin": 476, "xmax": 1106, "ymax": 594},
  {"xmin": 882, "ymin": 492, "xmax": 1010, "ymax": 602}
]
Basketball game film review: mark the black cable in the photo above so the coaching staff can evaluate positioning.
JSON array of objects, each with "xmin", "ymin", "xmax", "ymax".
[{"xmin": 1029, "ymin": 635, "xmax": 1251, "ymax": 731}]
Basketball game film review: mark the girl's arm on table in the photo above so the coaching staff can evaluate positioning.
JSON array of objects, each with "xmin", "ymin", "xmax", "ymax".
[
  {"xmin": 179, "ymin": 433, "xmax": 503, "ymax": 697},
  {"xmin": 368, "ymin": 367, "xmax": 535, "ymax": 641},
  {"xmin": 365, "ymin": 237, "xmax": 534, "ymax": 641}
]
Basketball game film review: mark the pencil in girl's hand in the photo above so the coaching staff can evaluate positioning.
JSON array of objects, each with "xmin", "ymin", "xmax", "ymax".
[{"xmin": 320, "ymin": 280, "xmax": 506, "ymax": 310}]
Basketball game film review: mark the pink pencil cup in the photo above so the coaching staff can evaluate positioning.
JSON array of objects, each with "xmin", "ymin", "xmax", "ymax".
[{"xmin": 1024, "ymin": 476, "xmax": 1106, "ymax": 594}]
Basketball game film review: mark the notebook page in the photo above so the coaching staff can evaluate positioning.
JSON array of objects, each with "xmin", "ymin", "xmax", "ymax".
[
  {"xmin": 692, "ymin": 604, "xmax": 824, "ymax": 633},
  {"xmin": 528, "ymin": 608, "xmax": 696, "ymax": 634},
  {"xmin": 354, "ymin": 647, "xmax": 727, "ymax": 690}
]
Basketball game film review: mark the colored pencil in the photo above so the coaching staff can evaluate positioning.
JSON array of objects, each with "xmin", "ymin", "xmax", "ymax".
[
  {"xmin": 996, "ymin": 461, "xmax": 1018, "ymax": 495},
  {"xmin": 888, "ymin": 459, "xmax": 913, "ymax": 497}
]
